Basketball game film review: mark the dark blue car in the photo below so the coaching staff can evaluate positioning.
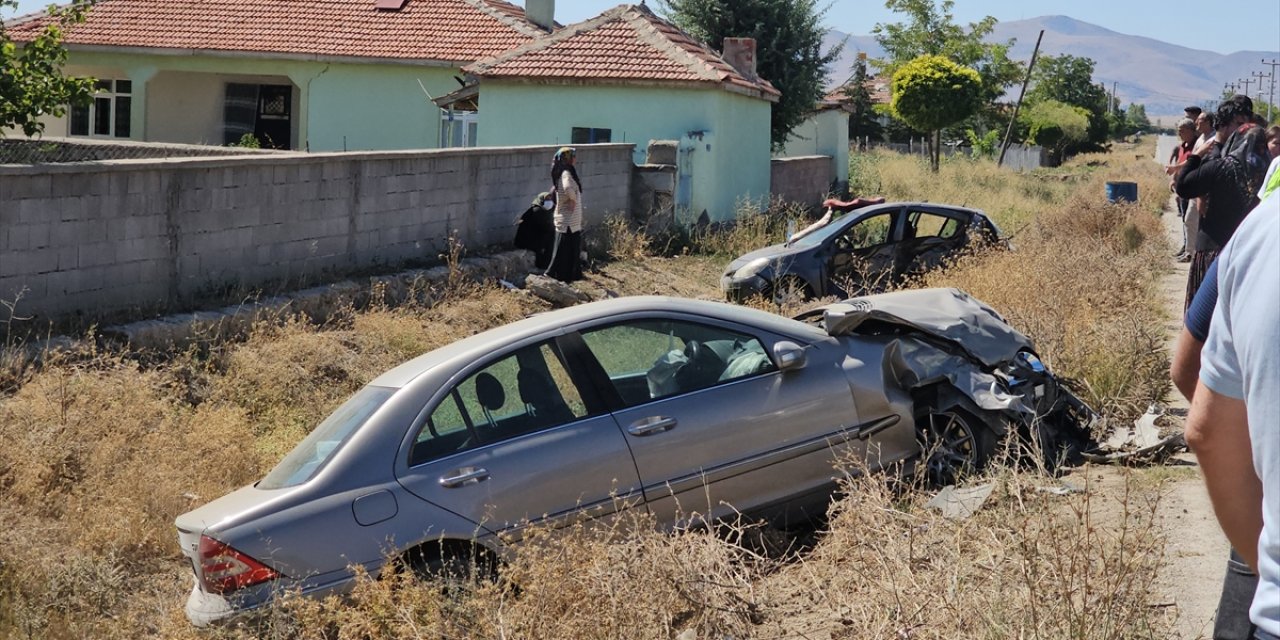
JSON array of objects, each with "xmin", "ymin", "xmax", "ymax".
[{"xmin": 721, "ymin": 202, "xmax": 1005, "ymax": 302}]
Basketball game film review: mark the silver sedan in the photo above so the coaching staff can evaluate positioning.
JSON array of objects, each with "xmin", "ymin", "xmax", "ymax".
[{"xmin": 175, "ymin": 289, "xmax": 1094, "ymax": 625}]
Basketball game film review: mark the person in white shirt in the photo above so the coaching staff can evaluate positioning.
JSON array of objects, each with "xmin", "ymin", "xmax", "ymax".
[{"xmin": 545, "ymin": 147, "xmax": 584, "ymax": 282}]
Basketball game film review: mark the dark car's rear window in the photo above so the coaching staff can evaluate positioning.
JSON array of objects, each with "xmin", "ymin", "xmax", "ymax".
[{"xmin": 258, "ymin": 385, "xmax": 395, "ymax": 489}]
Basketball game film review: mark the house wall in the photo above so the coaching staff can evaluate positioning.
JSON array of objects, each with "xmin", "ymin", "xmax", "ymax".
[
  {"xmin": 476, "ymin": 82, "xmax": 772, "ymax": 222},
  {"xmin": 778, "ymin": 109, "xmax": 849, "ymax": 194},
  {"xmin": 0, "ymin": 144, "xmax": 633, "ymax": 321},
  {"xmin": 21, "ymin": 51, "xmax": 462, "ymax": 151}
]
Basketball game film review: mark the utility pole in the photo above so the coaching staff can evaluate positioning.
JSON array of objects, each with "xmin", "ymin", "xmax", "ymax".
[
  {"xmin": 1112, "ymin": 82, "xmax": 1118, "ymax": 114},
  {"xmin": 1239, "ymin": 77, "xmax": 1254, "ymax": 101},
  {"xmin": 1262, "ymin": 58, "xmax": 1279, "ymax": 123},
  {"xmin": 998, "ymin": 29, "xmax": 1043, "ymax": 168}
]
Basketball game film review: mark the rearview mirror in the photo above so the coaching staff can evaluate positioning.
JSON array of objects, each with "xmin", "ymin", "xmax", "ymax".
[{"xmin": 773, "ymin": 341, "xmax": 807, "ymax": 372}]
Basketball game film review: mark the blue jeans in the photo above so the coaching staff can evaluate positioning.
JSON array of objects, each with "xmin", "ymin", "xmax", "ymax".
[{"xmin": 1217, "ymin": 548, "xmax": 1260, "ymax": 640}]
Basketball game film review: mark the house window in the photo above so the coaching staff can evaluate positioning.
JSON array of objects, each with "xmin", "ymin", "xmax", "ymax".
[
  {"xmin": 441, "ymin": 110, "xmax": 478, "ymax": 148},
  {"xmin": 571, "ymin": 127, "xmax": 611, "ymax": 144},
  {"xmin": 69, "ymin": 79, "xmax": 132, "ymax": 138}
]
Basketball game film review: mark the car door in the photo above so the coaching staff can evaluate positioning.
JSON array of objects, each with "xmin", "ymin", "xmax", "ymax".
[
  {"xmin": 571, "ymin": 314, "xmax": 861, "ymax": 528},
  {"xmin": 823, "ymin": 207, "xmax": 901, "ymax": 296},
  {"xmin": 396, "ymin": 337, "xmax": 643, "ymax": 542},
  {"xmin": 896, "ymin": 207, "xmax": 970, "ymax": 278}
]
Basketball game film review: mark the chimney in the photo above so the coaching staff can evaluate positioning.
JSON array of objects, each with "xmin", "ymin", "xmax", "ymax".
[
  {"xmin": 526, "ymin": 0, "xmax": 554, "ymax": 32},
  {"xmin": 722, "ymin": 38, "xmax": 757, "ymax": 82}
]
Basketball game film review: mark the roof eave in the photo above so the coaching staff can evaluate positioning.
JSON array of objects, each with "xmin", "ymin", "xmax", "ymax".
[{"xmin": 59, "ymin": 43, "xmax": 466, "ymax": 67}]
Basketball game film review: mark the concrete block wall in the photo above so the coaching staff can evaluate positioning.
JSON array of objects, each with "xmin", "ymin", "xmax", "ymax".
[
  {"xmin": 770, "ymin": 155, "xmax": 834, "ymax": 210},
  {"xmin": 0, "ymin": 143, "xmax": 633, "ymax": 320}
]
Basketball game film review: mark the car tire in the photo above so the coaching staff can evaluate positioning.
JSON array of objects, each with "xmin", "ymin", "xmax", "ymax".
[
  {"xmin": 769, "ymin": 276, "xmax": 812, "ymax": 305},
  {"xmin": 402, "ymin": 541, "xmax": 498, "ymax": 587},
  {"xmin": 918, "ymin": 406, "xmax": 998, "ymax": 487}
]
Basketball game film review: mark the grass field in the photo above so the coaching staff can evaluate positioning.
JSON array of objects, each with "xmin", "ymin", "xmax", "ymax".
[{"xmin": 0, "ymin": 142, "xmax": 1178, "ymax": 639}]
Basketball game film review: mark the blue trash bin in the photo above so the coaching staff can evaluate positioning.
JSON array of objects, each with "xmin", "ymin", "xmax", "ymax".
[{"xmin": 1106, "ymin": 181, "xmax": 1138, "ymax": 203}]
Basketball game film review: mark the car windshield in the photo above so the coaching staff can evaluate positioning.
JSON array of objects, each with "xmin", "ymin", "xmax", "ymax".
[
  {"xmin": 258, "ymin": 385, "xmax": 396, "ymax": 489},
  {"xmin": 790, "ymin": 211, "xmax": 873, "ymax": 248}
]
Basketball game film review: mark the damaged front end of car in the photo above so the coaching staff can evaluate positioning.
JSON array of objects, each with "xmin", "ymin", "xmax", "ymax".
[{"xmin": 796, "ymin": 287, "xmax": 1099, "ymax": 475}]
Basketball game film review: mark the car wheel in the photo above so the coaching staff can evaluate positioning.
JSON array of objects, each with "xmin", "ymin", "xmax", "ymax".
[
  {"xmin": 403, "ymin": 541, "xmax": 498, "ymax": 587},
  {"xmin": 919, "ymin": 408, "xmax": 997, "ymax": 486},
  {"xmin": 770, "ymin": 276, "xmax": 812, "ymax": 305}
]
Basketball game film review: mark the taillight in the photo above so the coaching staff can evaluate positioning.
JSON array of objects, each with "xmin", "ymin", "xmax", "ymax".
[{"xmin": 198, "ymin": 535, "xmax": 281, "ymax": 594}]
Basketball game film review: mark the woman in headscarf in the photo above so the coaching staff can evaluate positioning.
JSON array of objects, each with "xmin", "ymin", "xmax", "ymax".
[{"xmin": 545, "ymin": 147, "xmax": 584, "ymax": 282}]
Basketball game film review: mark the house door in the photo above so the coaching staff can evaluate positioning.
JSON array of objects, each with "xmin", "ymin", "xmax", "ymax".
[{"xmin": 223, "ymin": 83, "xmax": 292, "ymax": 149}]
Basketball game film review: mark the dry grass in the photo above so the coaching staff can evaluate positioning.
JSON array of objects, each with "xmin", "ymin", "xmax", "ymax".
[{"xmin": 0, "ymin": 144, "xmax": 1177, "ymax": 639}]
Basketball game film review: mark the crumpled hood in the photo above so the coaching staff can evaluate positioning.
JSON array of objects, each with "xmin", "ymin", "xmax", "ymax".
[
  {"xmin": 797, "ymin": 288, "xmax": 1035, "ymax": 367},
  {"xmin": 725, "ymin": 243, "xmax": 807, "ymax": 274}
]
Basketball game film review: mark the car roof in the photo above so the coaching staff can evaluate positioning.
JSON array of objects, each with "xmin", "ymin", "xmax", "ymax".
[
  {"xmin": 369, "ymin": 295, "xmax": 824, "ymax": 389},
  {"xmin": 864, "ymin": 201, "xmax": 988, "ymax": 218}
]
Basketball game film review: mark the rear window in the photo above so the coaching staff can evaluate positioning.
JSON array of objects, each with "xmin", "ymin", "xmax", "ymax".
[{"xmin": 258, "ymin": 385, "xmax": 395, "ymax": 489}]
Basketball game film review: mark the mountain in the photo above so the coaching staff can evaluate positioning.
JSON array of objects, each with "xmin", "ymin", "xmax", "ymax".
[{"xmin": 822, "ymin": 15, "xmax": 1279, "ymax": 117}]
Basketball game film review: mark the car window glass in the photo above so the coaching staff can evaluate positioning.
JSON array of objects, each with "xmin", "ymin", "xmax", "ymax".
[
  {"xmin": 908, "ymin": 211, "xmax": 961, "ymax": 240},
  {"xmin": 837, "ymin": 213, "xmax": 892, "ymax": 250},
  {"xmin": 410, "ymin": 342, "xmax": 587, "ymax": 466},
  {"xmin": 259, "ymin": 385, "xmax": 396, "ymax": 489},
  {"xmin": 579, "ymin": 319, "xmax": 777, "ymax": 407}
]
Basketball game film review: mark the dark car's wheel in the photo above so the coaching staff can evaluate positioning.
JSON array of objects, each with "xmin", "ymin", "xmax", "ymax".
[
  {"xmin": 919, "ymin": 408, "xmax": 997, "ymax": 486},
  {"xmin": 769, "ymin": 276, "xmax": 813, "ymax": 305}
]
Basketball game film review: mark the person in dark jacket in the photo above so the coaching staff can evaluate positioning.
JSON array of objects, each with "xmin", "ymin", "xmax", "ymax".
[
  {"xmin": 1175, "ymin": 103, "xmax": 1257, "ymax": 309},
  {"xmin": 514, "ymin": 191, "xmax": 556, "ymax": 269}
]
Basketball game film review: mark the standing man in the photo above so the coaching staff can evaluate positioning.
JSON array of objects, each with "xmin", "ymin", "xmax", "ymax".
[{"xmin": 1185, "ymin": 190, "xmax": 1280, "ymax": 637}]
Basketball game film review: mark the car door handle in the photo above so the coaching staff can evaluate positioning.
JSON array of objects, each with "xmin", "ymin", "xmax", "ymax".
[
  {"xmin": 627, "ymin": 416, "xmax": 677, "ymax": 436},
  {"xmin": 438, "ymin": 467, "xmax": 489, "ymax": 488}
]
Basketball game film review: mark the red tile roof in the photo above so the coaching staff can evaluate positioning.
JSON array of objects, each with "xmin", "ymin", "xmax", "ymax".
[
  {"xmin": 5, "ymin": 0, "xmax": 546, "ymax": 63},
  {"xmin": 463, "ymin": 4, "xmax": 779, "ymax": 102},
  {"xmin": 824, "ymin": 76, "xmax": 892, "ymax": 107}
]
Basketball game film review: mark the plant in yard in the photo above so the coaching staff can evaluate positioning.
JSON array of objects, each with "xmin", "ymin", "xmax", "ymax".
[
  {"xmin": 1, "ymin": 0, "xmax": 95, "ymax": 136},
  {"xmin": 890, "ymin": 54, "xmax": 983, "ymax": 171}
]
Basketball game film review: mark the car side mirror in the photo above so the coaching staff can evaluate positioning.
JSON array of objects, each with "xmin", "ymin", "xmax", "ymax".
[{"xmin": 773, "ymin": 341, "xmax": 807, "ymax": 372}]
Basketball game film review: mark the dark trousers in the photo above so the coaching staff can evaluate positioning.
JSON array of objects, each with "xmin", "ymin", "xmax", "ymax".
[
  {"xmin": 1215, "ymin": 548, "xmax": 1259, "ymax": 640},
  {"xmin": 545, "ymin": 230, "xmax": 583, "ymax": 282},
  {"xmin": 1185, "ymin": 249, "xmax": 1219, "ymax": 311}
]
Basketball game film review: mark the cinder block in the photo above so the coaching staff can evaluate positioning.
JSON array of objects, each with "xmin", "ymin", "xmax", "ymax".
[
  {"xmin": 77, "ymin": 241, "xmax": 118, "ymax": 269},
  {"xmin": 13, "ymin": 175, "xmax": 52, "ymax": 199}
]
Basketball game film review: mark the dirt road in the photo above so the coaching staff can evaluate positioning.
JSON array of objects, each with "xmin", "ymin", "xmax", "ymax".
[{"xmin": 1150, "ymin": 199, "xmax": 1231, "ymax": 639}]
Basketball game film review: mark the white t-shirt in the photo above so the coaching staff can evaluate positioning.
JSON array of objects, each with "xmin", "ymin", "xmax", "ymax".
[{"xmin": 1200, "ymin": 192, "xmax": 1280, "ymax": 634}]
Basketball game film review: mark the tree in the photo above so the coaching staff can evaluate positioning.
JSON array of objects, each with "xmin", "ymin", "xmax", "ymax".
[
  {"xmin": 890, "ymin": 54, "xmax": 982, "ymax": 171},
  {"xmin": 1, "ymin": 0, "xmax": 95, "ymax": 136},
  {"xmin": 659, "ymin": 0, "xmax": 840, "ymax": 150},
  {"xmin": 872, "ymin": 0, "xmax": 1021, "ymax": 122},
  {"xmin": 1019, "ymin": 99, "xmax": 1089, "ymax": 164},
  {"xmin": 1124, "ymin": 103, "xmax": 1151, "ymax": 135},
  {"xmin": 1025, "ymin": 54, "xmax": 1109, "ymax": 152},
  {"xmin": 843, "ymin": 54, "xmax": 883, "ymax": 145}
]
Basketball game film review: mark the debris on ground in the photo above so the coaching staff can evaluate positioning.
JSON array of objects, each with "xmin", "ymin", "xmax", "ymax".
[
  {"xmin": 524, "ymin": 274, "xmax": 593, "ymax": 307},
  {"xmin": 1084, "ymin": 404, "xmax": 1187, "ymax": 465},
  {"xmin": 925, "ymin": 483, "xmax": 995, "ymax": 519}
]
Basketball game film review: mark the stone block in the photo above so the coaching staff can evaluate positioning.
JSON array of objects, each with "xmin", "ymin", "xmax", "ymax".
[{"xmin": 77, "ymin": 241, "xmax": 117, "ymax": 269}]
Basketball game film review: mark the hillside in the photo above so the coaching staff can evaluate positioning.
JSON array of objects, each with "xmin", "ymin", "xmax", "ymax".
[{"xmin": 823, "ymin": 15, "xmax": 1278, "ymax": 116}]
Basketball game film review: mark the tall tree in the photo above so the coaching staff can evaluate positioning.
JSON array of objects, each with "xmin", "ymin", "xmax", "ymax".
[
  {"xmin": 843, "ymin": 53, "xmax": 883, "ymax": 144},
  {"xmin": 890, "ymin": 54, "xmax": 982, "ymax": 171},
  {"xmin": 1, "ymin": 0, "xmax": 95, "ymax": 136},
  {"xmin": 1019, "ymin": 99, "xmax": 1089, "ymax": 164},
  {"xmin": 1025, "ymin": 54, "xmax": 1109, "ymax": 151},
  {"xmin": 659, "ymin": 0, "xmax": 841, "ymax": 150},
  {"xmin": 872, "ymin": 0, "xmax": 1021, "ymax": 117}
]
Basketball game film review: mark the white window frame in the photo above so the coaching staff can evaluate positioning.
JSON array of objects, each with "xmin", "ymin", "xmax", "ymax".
[
  {"xmin": 440, "ymin": 109, "xmax": 478, "ymax": 148},
  {"xmin": 69, "ymin": 78, "xmax": 132, "ymax": 139}
]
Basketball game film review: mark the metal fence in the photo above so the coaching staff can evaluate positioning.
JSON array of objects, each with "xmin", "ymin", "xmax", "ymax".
[
  {"xmin": 0, "ymin": 137, "xmax": 282, "ymax": 164},
  {"xmin": 850, "ymin": 138, "xmax": 1050, "ymax": 171}
]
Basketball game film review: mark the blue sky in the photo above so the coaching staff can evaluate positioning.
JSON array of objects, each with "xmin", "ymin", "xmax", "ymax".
[
  {"xmin": 556, "ymin": 0, "xmax": 1280, "ymax": 56},
  {"xmin": 4, "ymin": 0, "xmax": 1277, "ymax": 56}
]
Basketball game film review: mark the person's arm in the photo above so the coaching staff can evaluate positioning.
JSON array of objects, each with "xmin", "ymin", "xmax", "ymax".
[
  {"xmin": 1184, "ymin": 383, "xmax": 1263, "ymax": 571},
  {"xmin": 1170, "ymin": 329, "xmax": 1204, "ymax": 400},
  {"xmin": 1175, "ymin": 154, "xmax": 1214, "ymax": 200}
]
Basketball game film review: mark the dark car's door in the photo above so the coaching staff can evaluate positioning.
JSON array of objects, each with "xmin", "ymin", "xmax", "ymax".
[
  {"xmin": 896, "ymin": 207, "xmax": 971, "ymax": 278},
  {"xmin": 396, "ymin": 337, "xmax": 643, "ymax": 541},
  {"xmin": 823, "ymin": 207, "xmax": 901, "ymax": 296},
  {"xmin": 570, "ymin": 314, "xmax": 862, "ymax": 528}
]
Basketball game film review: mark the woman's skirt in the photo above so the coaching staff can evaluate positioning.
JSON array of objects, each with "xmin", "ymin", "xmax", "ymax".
[{"xmin": 546, "ymin": 230, "xmax": 583, "ymax": 282}]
